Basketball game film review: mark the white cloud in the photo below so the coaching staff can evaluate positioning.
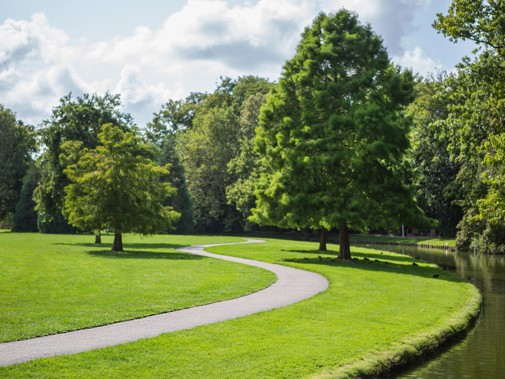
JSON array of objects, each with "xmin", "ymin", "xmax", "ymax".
[
  {"xmin": 394, "ymin": 46, "xmax": 442, "ymax": 76},
  {"xmin": 0, "ymin": 0, "xmax": 439, "ymax": 126}
]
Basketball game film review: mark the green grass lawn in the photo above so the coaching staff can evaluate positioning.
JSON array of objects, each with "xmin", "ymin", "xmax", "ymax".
[
  {"xmin": 0, "ymin": 237, "xmax": 480, "ymax": 378},
  {"xmin": 0, "ymin": 232, "xmax": 275, "ymax": 342},
  {"xmin": 351, "ymin": 233, "xmax": 456, "ymax": 247}
]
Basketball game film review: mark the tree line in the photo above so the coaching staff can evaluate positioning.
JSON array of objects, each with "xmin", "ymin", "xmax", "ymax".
[{"xmin": 2, "ymin": 3, "xmax": 505, "ymax": 254}]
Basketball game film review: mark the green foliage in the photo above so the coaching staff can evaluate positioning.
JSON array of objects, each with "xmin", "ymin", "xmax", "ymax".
[
  {"xmin": 432, "ymin": 1, "xmax": 505, "ymax": 252},
  {"xmin": 226, "ymin": 92, "xmax": 269, "ymax": 230},
  {"xmin": 434, "ymin": 50, "xmax": 505, "ymax": 252},
  {"xmin": 434, "ymin": 0, "xmax": 505, "ymax": 51},
  {"xmin": 176, "ymin": 76, "xmax": 274, "ymax": 232},
  {"xmin": 0, "ymin": 105, "xmax": 36, "ymax": 222},
  {"xmin": 159, "ymin": 136, "xmax": 194, "ymax": 234},
  {"xmin": 252, "ymin": 10, "xmax": 426, "ymax": 255},
  {"xmin": 146, "ymin": 96, "xmax": 202, "ymax": 143},
  {"xmin": 146, "ymin": 99, "xmax": 197, "ymax": 233},
  {"xmin": 147, "ymin": 76, "xmax": 274, "ymax": 233},
  {"xmin": 12, "ymin": 164, "xmax": 40, "ymax": 232},
  {"xmin": 61, "ymin": 124, "xmax": 180, "ymax": 245},
  {"xmin": 179, "ymin": 104, "xmax": 242, "ymax": 232},
  {"xmin": 467, "ymin": 133, "xmax": 505, "ymax": 253},
  {"xmin": 34, "ymin": 93, "xmax": 134, "ymax": 233},
  {"xmin": 408, "ymin": 75, "xmax": 462, "ymax": 236},
  {"xmin": 230, "ymin": 76, "xmax": 273, "ymax": 112}
]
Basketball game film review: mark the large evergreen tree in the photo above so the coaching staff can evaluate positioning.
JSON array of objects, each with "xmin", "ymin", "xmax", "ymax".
[
  {"xmin": 61, "ymin": 124, "xmax": 180, "ymax": 252},
  {"xmin": 252, "ymin": 10, "xmax": 426, "ymax": 258}
]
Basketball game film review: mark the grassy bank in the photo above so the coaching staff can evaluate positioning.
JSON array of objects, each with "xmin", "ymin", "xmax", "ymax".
[
  {"xmin": 0, "ymin": 237, "xmax": 480, "ymax": 378},
  {"xmin": 0, "ymin": 233, "xmax": 275, "ymax": 342},
  {"xmin": 351, "ymin": 234, "xmax": 456, "ymax": 248}
]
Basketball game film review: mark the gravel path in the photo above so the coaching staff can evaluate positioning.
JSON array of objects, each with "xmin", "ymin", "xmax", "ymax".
[{"xmin": 0, "ymin": 239, "xmax": 329, "ymax": 366}]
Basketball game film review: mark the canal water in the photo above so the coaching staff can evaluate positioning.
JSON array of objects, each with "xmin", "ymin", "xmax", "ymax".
[{"xmin": 375, "ymin": 245, "xmax": 505, "ymax": 378}]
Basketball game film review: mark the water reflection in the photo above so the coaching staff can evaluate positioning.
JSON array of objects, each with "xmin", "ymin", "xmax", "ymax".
[{"xmin": 372, "ymin": 246, "xmax": 505, "ymax": 379}]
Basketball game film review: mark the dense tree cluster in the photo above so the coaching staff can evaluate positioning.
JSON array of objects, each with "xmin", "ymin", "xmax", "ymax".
[
  {"xmin": 145, "ymin": 76, "xmax": 274, "ymax": 233},
  {"xmin": 407, "ymin": 75, "xmax": 462, "ymax": 237},
  {"xmin": 4, "ymin": 1, "xmax": 505, "ymax": 254},
  {"xmin": 0, "ymin": 105, "xmax": 35, "ymax": 225}
]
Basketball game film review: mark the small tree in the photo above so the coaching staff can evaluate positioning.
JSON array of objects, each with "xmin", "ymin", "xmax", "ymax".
[
  {"xmin": 61, "ymin": 124, "xmax": 180, "ymax": 251},
  {"xmin": 35, "ymin": 92, "xmax": 134, "ymax": 234}
]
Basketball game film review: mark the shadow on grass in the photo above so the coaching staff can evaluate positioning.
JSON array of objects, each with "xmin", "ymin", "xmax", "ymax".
[
  {"xmin": 54, "ymin": 242, "xmax": 187, "ymax": 250},
  {"xmin": 282, "ymin": 248, "xmax": 417, "ymax": 264},
  {"xmin": 283, "ymin": 255, "xmax": 464, "ymax": 284},
  {"xmin": 86, "ymin": 249, "xmax": 204, "ymax": 260},
  {"xmin": 53, "ymin": 241, "xmax": 204, "ymax": 260}
]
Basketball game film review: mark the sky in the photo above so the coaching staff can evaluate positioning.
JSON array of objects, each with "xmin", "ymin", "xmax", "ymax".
[{"xmin": 0, "ymin": 0, "xmax": 475, "ymax": 127}]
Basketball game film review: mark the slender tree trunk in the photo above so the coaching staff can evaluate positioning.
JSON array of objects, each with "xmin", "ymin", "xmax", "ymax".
[
  {"xmin": 112, "ymin": 225, "xmax": 123, "ymax": 252},
  {"xmin": 338, "ymin": 221, "xmax": 351, "ymax": 260},
  {"xmin": 319, "ymin": 228, "xmax": 328, "ymax": 251},
  {"xmin": 94, "ymin": 230, "xmax": 102, "ymax": 245}
]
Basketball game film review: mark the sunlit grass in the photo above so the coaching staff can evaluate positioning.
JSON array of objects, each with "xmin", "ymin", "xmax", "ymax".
[
  {"xmin": 1, "ymin": 237, "xmax": 480, "ymax": 378},
  {"xmin": 0, "ymin": 233, "xmax": 275, "ymax": 342}
]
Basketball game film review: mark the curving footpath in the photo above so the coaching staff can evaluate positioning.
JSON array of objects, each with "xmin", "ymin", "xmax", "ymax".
[{"xmin": 0, "ymin": 239, "xmax": 329, "ymax": 366}]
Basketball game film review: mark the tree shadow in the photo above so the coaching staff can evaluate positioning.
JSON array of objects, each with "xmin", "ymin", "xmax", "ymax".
[
  {"xmin": 53, "ymin": 241, "xmax": 203, "ymax": 260},
  {"xmin": 53, "ymin": 242, "xmax": 187, "ymax": 250},
  {"xmin": 86, "ymin": 250, "xmax": 204, "ymax": 260},
  {"xmin": 281, "ymin": 248, "xmax": 418, "ymax": 264},
  {"xmin": 283, "ymin": 255, "xmax": 465, "ymax": 284}
]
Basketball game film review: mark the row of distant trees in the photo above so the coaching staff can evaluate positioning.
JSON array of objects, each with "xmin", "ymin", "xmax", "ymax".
[{"xmin": 2, "ymin": 2, "xmax": 505, "ymax": 254}]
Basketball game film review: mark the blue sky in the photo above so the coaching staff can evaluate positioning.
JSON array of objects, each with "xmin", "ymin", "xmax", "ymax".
[{"xmin": 1, "ymin": 0, "xmax": 475, "ymax": 126}]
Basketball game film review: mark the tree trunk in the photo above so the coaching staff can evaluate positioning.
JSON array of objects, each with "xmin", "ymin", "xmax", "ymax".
[
  {"xmin": 112, "ymin": 226, "xmax": 123, "ymax": 252},
  {"xmin": 338, "ymin": 221, "xmax": 351, "ymax": 259},
  {"xmin": 319, "ymin": 228, "xmax": 328, "ymax": 251},
  {"xmin": 94, "ymin": 231, "xmax": 102, "ymax": 245}
]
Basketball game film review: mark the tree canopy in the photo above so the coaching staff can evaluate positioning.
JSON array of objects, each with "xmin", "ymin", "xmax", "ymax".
[
  {"xmin": 34, "ymin": 92, "xmax": 134, "ymax": 233},
  {"xmin": 61, "ymin": 124, "xmax": 180, "ymax": 251},
  {"xmin": 0, "ymin": 105, "xmax": 35, "ymax": 222},
  {"xmin": 434, "ymin": 0, "xmax": 505, "ymax": 51},
  {"xmin": 146, "ymin": 98, "xmax": 196, "ymax": 234},
  {"xmin": 425, "ymin": 0, "xmax": 505, "ymax": 253},
  {"xmin": 12, "ymin": 164, "xmax": 40, "ymax": 232},
  {"xmin": 175, "ymin": 76, "xmax": 273, "ymax": 232},
  {"xmin": 407, "ymin": 75, "xmax": 462, "ymax": 237},
  {"xmin": 251, "ymin": 10, "xmax": 426, "ymax": 257}
]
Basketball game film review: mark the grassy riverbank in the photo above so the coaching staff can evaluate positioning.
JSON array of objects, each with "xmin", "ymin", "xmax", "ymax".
[
  {"xmin": 0, "ymin": 236, "xmax": 480, "ymax": 378},
  {"xmin": 351, "ymin": 234, "xmax": 456, "ymax": 248},
  {"xmin": 0, "ymin": 233, "xmax": 274, "ymax": 342}
]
